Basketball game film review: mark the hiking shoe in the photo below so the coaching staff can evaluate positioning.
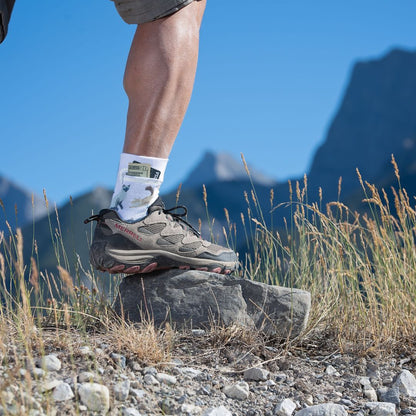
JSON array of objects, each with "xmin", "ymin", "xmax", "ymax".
[{"xmin": 84, "ymin": 198, "xmax": 238, "ymax": 275}]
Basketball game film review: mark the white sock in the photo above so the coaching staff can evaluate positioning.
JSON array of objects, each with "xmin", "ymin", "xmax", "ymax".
[{"xmin": 110, "ymin": 153, "xmax": 168, "ymax": 222}]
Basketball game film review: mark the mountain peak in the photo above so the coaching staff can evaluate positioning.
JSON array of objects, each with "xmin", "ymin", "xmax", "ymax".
[
  {"xmin": 0, "ymin": 175, "xmax": 48, "ymax": 228},
  {"xmin": 182, "ymin": 151, "xmax": 276, "ymax": 189}
]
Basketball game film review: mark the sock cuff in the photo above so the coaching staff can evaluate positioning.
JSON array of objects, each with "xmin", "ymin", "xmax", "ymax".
[{"xmin": 119, "ymin": 153, "xmax": 169, "ymax": 181}]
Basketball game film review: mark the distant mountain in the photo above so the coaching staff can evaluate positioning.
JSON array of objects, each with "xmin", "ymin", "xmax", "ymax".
[
  {"xmin": 308, "ymin": 48, "xmax": 416, "ymax": 201},
  {"xmin": 0, "ymin": 175, "xmax": 48, "ymax": 231},
  {"xmin": 182, "ymin": 151, "xmax": 276, "ymax": 189},
  {"xmin": 22, "ymin": 187, "xmax": 111, "ymax": 274}
]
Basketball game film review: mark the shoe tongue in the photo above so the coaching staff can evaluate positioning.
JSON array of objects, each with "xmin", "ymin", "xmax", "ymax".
[{"xmin": 147, "ymin": 197, "xmax": 165, "ymax": 213}]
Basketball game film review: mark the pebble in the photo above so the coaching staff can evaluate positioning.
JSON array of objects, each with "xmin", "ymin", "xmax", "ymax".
[
  {"xmin": 295, "ymin": 403, "xmax": 347, "ymax": 416},
  {"xmin": 110, "ymin": 353, "xmax": 127, "ymax": 369},
  {"xmin": 143, "ymin": 366, "xmax": 157, "ymax": 375},
  {"xmin": 363, "ymin": 387, "xmax": 378, "ymax": 401},
  {"xmin": 78, "ymin": 346, "xmax": 92, "ymax": 356},
  {"xmin": 78, "ymin": 383, "xmax": 110, "ymax": 413},
  {"xmin": 159, "ymin": 398, "xmax": 177, "ymax": 414},
  {"xmin": 52, "ymin": 382, "xmax": 74, "ymax": 402},
  {"xmin": 156, "ymin": 372, "xmax": 177, "ymax": 385},
  {"xmin": 359, "ymin": 377, "xmax": 372, "ymax": 387},
  {"xmin": 143, "ymin": 374, "xmax": 159, "ymax": 385},
  {"xmin": 39, "ymin": 379, "xmax": 61, "ymax": 393},
  {"xmin": 276, "ymin": 373, "xmax": 288, "ymax": 383},
  {"xmin": 377, "ymin": 386, "xmax": 400, "ymax": 405},
  {"xmin": 181, "ymin": 367, "xmax": 203, "ymax": 378},
  {"xmin": 202, "ymin": 406, "xmax": 232, "ymax": 416},
  {"xmin": 31, "ymin": 367, "xmax": 46, "ymax": 378},
  {"xmin": 181, "ymin": 403, "xmax": 202, "ymax": 414},
  {"xmin": 36, "ymin": 355, "xmax": 61, "ymax": 372},
  {"xmin": 244, "ymin": 367, "xmax": 269, "ymax": 381},
  {"xmin": 394, "ymin": 369, "xmax": 416, "ymax": 398},
  {"xmin": 274, "ymin": 398, "xmax": 297, "ymax": 416},
  {"xmin": 121, "ymin": 408, "xmax": 142, "ymax": 416},
  {"xmin": 325, "ymin": 365, "xmax": 340, "ymax": 376},
  {"xmin": 114, "ymin": 380, "xmax": 130, "ymax": 401},
  {"xmin": 365, "ymin": 402, "xmax": 396, "ymax": 416},
  {"xmin": 78, "ymin": 371, "xmax": 96, "ymax": 383},
  {"xmin": 223, "ymin": 381, "xmax": 250, "ymax": 400},
  {"xmin": 130, "ymin": 388, "xmax": 146, "ymax": 399},
  {"xmin": 304, "ymin": 395, "xmax": 314, "ymax": 406}
]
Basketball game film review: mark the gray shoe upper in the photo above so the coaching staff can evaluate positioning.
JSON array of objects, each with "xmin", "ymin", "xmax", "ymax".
[{"xmin": 91, "ymin": 198, "xmax": 238, "ymax": 264}]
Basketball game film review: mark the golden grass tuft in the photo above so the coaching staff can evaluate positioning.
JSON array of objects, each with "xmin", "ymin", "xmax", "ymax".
[{"xmin": 241, "ymin": 157, "xmax": 416, "ymax": 354}]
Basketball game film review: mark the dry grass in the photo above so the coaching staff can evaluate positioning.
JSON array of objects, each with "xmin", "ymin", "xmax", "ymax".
[
  {"xmin": 243, "ymin": 155, "xmax": 416, "ymax": 355},
  {"xmin": 0, "ymin": 154, "xmax": 416, "ymax": 407}
]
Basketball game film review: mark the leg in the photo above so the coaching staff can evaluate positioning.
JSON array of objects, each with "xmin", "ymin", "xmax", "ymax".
[
  {"xmin": 123, "ymin": 0, "xmax": 206, "ymax": 158},
  {"xmin": 86, "ymin": 0, "xmax": 238, "ymax": 275}
]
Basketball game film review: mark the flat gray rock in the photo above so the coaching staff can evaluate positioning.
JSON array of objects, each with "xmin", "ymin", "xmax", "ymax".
[{"xmin": 114, "ymin": 270, "xmax": 311, "ymax": 338}]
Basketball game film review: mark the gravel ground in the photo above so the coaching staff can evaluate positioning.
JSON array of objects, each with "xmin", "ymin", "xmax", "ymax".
[{"xmin": 1, "ymin": 328, "xmax": 416, "ymax": 416}]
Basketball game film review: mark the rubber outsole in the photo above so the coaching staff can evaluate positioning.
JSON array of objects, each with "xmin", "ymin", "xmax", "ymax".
[{"xmin": 90, "ymin": 242, "xmax": 235, "ymax": 275}]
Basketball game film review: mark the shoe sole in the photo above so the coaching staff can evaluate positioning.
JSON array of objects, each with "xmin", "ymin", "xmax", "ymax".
[{"xmin": 89, "ymin": 242, "xmax": 236, "ymax": 275}]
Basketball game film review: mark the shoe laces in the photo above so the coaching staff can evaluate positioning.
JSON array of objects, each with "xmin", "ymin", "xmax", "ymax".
[
  {"xmin": 84, "ymin": 214, "xmax": 101, "ymax": 224},
  {"xmin": 159, "ymin": 205, "xmax": 201, "ymax": 237}
]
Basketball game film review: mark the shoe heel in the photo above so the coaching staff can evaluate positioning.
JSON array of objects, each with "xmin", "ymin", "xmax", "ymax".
[{"xmin": 89, "ymin": 241, "xmax": 115, "ymax": 271}]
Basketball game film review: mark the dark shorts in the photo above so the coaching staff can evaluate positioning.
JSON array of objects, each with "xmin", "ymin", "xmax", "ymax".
[{"xmin": 112, "ymin": 0, "xmax": 198, "ymax": 24}]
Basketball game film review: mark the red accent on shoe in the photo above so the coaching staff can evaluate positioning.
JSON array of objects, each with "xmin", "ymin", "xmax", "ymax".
[
  {"xmin": 124, "ymin": 265, "xmax": 142, "ymax": 274},
  {"xmin": 141, "ymin": 262, "xmax": 158, "ymax": 273},
  {"xmin": 109, "ymin": 265, "xmax": 125, "ymax": 273}
]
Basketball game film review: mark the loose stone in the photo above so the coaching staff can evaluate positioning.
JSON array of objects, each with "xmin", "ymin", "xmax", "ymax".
[
  {"xmin": 377, "ymin": 386, "xmax": 400, "ymax": 405},
  {"xmin": 78, "ymin": 383, "xmax": 110, "ymax": 413},
  {"xmin": 130, "ymin": 388, "xmax": 145, "ymax": 399},
  {"xmin": 110, "ymin": 353, "xmax": 127, "ymax": 369},
  {"xmin": 181, "ymin": 367, "xmax": 203, "ymax": 378},
  {"xmin": 143, "ymin": 366, "xmax": 157, "ymax": 375},
  {"xmin": 52, "ymin": 383, "xmax": 74, "ymax": 402},
  {"xmin": 274, "ymin": 398, "xmax": 297, "ymax": 416},
  {"xmin": 78, "ymin": 346, "xmax": 92, "ymax": 356},
  {"xmin": 36, "ymin": 355, "xmax": 61, "ymax": 372},
  {"xmin": 30, "ymin": 368, "xmax": 46, "ymax": 379},
  {"xmin": 202, "ymin": 406, "xmax": 232, "ymax": 416},
  {"xmin": 159, "ymin": 398, "xmax": 177, "ymax": 414},
  {"xmin": 78, "ymin": 372, "xmax": 96, "ymax": 383},
  {"xmin": 223, "ymin": 381, "xmax": 250, "ymax": 400},
  {"xmin": 365, "ymin": 402, "xmax": 396, "ymax": 416},
  {"xmin": 394, "ymin": 370, "xmax": 416, "ymax": 398},
  {"xmin": 295, "ymin": 403, "xmax": 347, "ymax": 416},
  {"xmin": 143, "ymin": 374, "xmax": 159, "ymax": 385},
  {"xmin": 325, "ymin": 365, "xmax": 340, "ymax": 376},
  {"xmin": 363, "ymin": 387, "xmax": 378, "ymax": 401},
  {"xmin": 114, "ymin": 380, "xmax": 130, "ymax": 401},
  {"xmin": 156, "ymin": 373, "xmax": 177, "ymax": 385},
  {"xmin": 121, "ymin": 408, "xmax": 142, "ymax": 416},
  {"xmin": 359, "ymin": 377, "xmax": 372, "ymax": 387},
  {"xmin": 304, "ymin": 395, "xmax": 314, "ymax": 406},
  {"xmin": 181, "ymin": 403, "xmax": 202, "ymax": 414},
  {"xmin": 39, "ymin": 380, "xmax": 62, "ymax": 393},
  {"xmin": 244, "ymin": 367, "xmax": 269, "ymax": 381}
]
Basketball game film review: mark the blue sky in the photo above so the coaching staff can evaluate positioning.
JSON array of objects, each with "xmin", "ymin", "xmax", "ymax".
[{"xmin": 1, "ymin": 0, "xmax": 416, "ymax": 204}]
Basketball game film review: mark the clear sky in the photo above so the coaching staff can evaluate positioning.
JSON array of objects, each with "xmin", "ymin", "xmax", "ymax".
[{"xmin": 1, "ymin": 0, "xmax": 416, "ymax": 205}]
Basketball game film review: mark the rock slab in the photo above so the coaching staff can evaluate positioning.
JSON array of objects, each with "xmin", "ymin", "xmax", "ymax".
[{"xmin": 114, "ymin": 270, "xmax": 311, "ymax": 338}]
